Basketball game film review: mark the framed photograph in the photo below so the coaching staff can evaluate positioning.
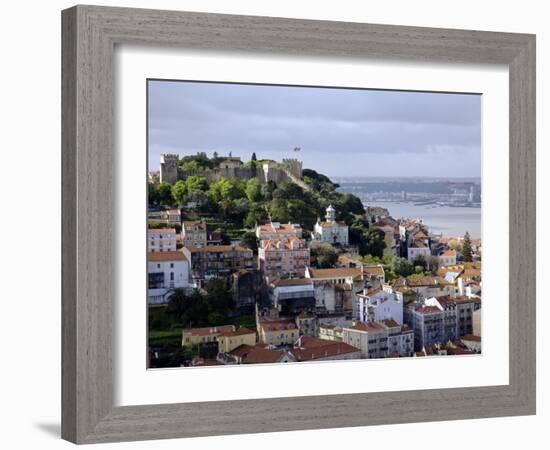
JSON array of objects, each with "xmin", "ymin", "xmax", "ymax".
[{"xmin": 62, "ymin": 5, "xmax": 536, "ymax": 444}]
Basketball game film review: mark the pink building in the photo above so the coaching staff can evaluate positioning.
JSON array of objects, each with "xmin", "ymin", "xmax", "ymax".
[
  {"xmin": 258, "ymin": 237, "xmax": 310, "ymax": 282},
  {"xmin": 256, "ymin": 222, "xmax": 302, "ymax": 242}
]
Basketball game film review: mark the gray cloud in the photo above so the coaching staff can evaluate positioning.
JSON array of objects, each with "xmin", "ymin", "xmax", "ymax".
[{"xmin": 148, "ymin": 80, "xmax": 481, "ymax": 178}]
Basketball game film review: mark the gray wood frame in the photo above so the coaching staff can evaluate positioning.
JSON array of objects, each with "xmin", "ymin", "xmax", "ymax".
[{"xmin": 62, "ymin": 5, "xmax": 536, "ymax": 444}]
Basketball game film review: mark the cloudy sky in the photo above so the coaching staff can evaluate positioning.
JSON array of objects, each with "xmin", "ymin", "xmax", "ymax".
[{"xmin": 148, "ymin": 80, "xmax": 481, "ymax": 178}]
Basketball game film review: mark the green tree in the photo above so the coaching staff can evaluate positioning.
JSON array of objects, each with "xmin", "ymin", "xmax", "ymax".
[
  {"xmin": 148, "ymin": 183, "xmax": 159, "ymax": 205},
  {"xmin": 310, "ymin": 241, "xmax": 338, "ymax": 268},
  {"xmin": 186, "ymin": 176, "xmax": 208, "ymax": 194},
  {"xmin": 171, "ymin": 180, "xmax": 187, "ymax": 206},
  {"xmin": 363, "ymin": 228, "xmax": 386, "ymax": 258},
  {"xmin": 245, "ymin": 178, "xmax": 262, "ymax": 202},
  {"xmin": 243, "ymin": 204, "xmax": 267, "ymax": 229},
  {"xmin": 362, "ymin": 254, "xmax": 382, "ymax": 265},
  {"xmin": 240, "ymin": 231, "xmax": 259, "ymax": 252},
  {"xmin": 180, "ymin": 289, "xmax": 209, "ymax": 327},
  {"xmin": 390, "ymin": 257, "xmax": 414, "ymax": 277},
  {"xmin": 273, "ymin": 181, "xmax": 304, "ymax": 200},
  {"xmin": 412, "ymin": 254, "xmax": 427, "ymax": 270},
  {"xmin": 208, "ymin": 178, "xmax": 245, "ymax": 203},
  {"xmin": 165, "ymin": 288, "xmax": 190, "ymax": 321},
  {"xmin": 180, "ymin": 160, "xmax": 202, "ymax": 175},
  {"xmin": 251, "ymin": 152, "xmax": 257, "ymax": 162},
  {"xmin": 462, "ymin": 232, "xmax": 473, "ymax": 262},
  {"xmin": 157, "ymin": 182, "xmax": 173, "ymax": 206},
  {"xmin": 203, "ymin": 278, "xmax": 233, "ymax": 315}
]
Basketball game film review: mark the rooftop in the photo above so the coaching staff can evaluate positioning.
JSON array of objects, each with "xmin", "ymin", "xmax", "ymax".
[
  {"xmin": 147, "ymin": 228, "xmax": 176, "ymax": 234},
  {"xmin": 186, "ymin": 245, "xmax": 252, "ymax": 254},
  {"xmin": 148, "ymin": 251, "xmax": 187, "ymax": 262},
  {"xmin": 270, "ymin": 278, "xmax": 313, "ymax": 287},
  {"xmin": 307, "ymin": 267, "xmax": 363, "ymax": 280}
]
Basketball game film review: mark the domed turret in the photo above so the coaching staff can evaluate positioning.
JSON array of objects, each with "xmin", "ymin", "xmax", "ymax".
[{"xmin": 325, "ymin": 205, "xmax": 336, "ymax": 223}]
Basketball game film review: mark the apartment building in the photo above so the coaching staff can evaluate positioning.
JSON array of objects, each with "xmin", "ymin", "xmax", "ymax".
[{"xmin": 147, "ymin": 228, "xmax": 177, "ymax": 252}]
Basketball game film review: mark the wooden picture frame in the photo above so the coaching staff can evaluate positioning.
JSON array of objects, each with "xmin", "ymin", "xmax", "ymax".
[{"xmin": 61, "ymin": 5, "xmax": 536, "ymax": 444}]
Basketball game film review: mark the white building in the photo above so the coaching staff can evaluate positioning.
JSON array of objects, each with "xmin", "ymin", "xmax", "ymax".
[
  {"xmin": 147, "ymin": 251, "xmax": 190, "ymax": 305},
  {"xmin": 312, "ymin": 205, "xmax": 349, "ymax": 246},
  {"xmin": 305, "ymin": 267, "xmax": 365, "ymax": 316},
  {"xmin": 407, "ymin": 244, "xmax": 431, "ymax": 263},
  {"xmin": 356, "ymin": 288, "xmax": 404, "ymax": 324},
  {"xmin": 342, "ymin": 320, "xmax": 414, "ymax": 359},
  {"xmin": 147, "ymin": 228, "xmax": 177, "ymax": 252},
  {"xmin": 438, "ymin": 249, "xmax": 457, "ymax": 266}
]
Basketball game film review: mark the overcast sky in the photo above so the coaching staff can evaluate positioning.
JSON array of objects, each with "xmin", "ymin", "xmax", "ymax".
[{"xmin": 148, "ymin": 80, "xmax": 481, "ymax": 178}]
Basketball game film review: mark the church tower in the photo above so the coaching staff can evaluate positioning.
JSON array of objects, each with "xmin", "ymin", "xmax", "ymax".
[{"xmin": 325, "ymin": 205, "xmax": 336, "ymax": 223}]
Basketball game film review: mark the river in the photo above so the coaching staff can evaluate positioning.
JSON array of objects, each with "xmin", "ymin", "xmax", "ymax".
[{"xmin": 366, "ymin": 201, "xmax": 481, "ymax": 238}]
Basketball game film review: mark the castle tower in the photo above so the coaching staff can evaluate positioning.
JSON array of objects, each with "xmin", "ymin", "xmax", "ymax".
[
  {"xmin": 325, "ymin": 205, "xmax": 336, "ymax": 223},
  {"xmin": 160, "ymin": 154, "xmax": 179, "ymax": 184}
]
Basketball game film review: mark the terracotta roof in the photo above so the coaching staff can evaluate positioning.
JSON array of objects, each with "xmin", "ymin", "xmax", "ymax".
[
  {"xmin": 461, "ymin": 334, "xmax": 481, "ymax": 342},
  {"xmin": 290, "ymin": 341, "xmax": 360, "ymax": 361},
  {"xmin": 307, "ymin": 267, "xmax": 362, "ymax": 280},
  {"xmin": 148, "ymin": 251, "xmax": 187, "ymax": 262},
  {"xmin": 186, "ymin": 245, "xmax": 252, "ymax": 253},
  {"xmin": 218, "ymin": 327, "xmax": 256, "ymax": 338},
  {"xmin": 270, "ymin": 278, "xmax": 313, "ymax": 287},
  {"xmin": 147, "ymin": 228, "xmax": 176, "ymax": 234},
  {"xmin": 391, "ymin": 276, "xmax": 450, "ymax": 288},
  {"xmin": 182, "ymin": 220, "xmax": 206, "ymax": 230},
  {"xmin": 234, "ymin": 345, "xmax": 288, "ymax": 364},
  {"xmin": 347, "ymin": 321, "xmax": 384, "ymax": 333},
  {"xmin": 258, "ymin": 223, "xmax": 302, "ymax": 234},
  {"xmin": 182, "ymin": 324, "xmax": 234, "ymax": 337},
  {"xmin": 363, "ymin": 265, "xmax": 385, "ymax": 277},
  {"xmin": 440, "ymin": 249, "xmax": 457, "ymax": 257},
  {"xmin": 381, "ymin": 318, "xmax": 400, "ymax": 328},
  {"xmin": 228, "ymin": 344, "xmax": 254, "ymax": 358},
  {"xmin": 259, "ymin": 320, "xmax": 296, "ymax": 332},
  {"xmin": 418, "ymin": 306, "xmax": 442, "ymax": 314}
]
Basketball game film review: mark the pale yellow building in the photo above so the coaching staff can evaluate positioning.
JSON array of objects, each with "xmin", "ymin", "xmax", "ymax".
[
  {"xmin": 258, "ymin": 319, "xmax": 298, "ymax": 346},
  {"xmin": 216, "ymin": 327, "xmax": 257, "ymax": 353},
  {"xmin": 182, "ymin": 220, "xmax": 207, "ymax": 247},
  {"xmin": 181, "ymin": 324, "xmax": 234, "ymax": 347}
]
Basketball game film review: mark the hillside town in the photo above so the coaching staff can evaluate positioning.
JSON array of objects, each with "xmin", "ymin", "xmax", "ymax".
[{"xmin": 147, "ymin": 152, "xmax": 482, "ymax": 368}]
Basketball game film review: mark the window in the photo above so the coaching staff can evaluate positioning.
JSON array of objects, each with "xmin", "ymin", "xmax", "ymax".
[
  {"xmin": 170, "ymin": 272, "xmax": 174, "ymax": 281},
  {"xmin": 170, "ymin": 263, "xmax": 174, "ymax": 268}
]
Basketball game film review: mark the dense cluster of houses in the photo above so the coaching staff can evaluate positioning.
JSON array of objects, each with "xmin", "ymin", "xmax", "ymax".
[{"xmin": 147, "ymin": 201, "xmax": 482, "ymax": 366}]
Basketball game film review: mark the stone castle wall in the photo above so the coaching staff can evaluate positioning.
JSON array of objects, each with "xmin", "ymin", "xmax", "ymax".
[{"xmin": 159, "ymin": 154, "xmax": 301, "ymax": 186}]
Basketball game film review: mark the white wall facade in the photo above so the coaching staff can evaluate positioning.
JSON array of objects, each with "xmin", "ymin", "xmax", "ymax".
[{"xmin": 147, "ymin": 259, "xmax": 190, "ymax": 304}]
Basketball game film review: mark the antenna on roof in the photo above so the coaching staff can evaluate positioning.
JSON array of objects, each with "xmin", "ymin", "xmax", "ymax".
[{"xmin": 293, "ymin": 146, "xmax": 301, "ymax": 153}]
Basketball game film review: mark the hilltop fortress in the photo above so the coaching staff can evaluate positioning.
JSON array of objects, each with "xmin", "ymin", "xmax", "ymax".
[{"xmin": 160, "ymin": 153, "xmax": 305, "ymax": 188}]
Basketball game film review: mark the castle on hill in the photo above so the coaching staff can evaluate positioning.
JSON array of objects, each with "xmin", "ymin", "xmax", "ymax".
[{"xmin": 159, "ymin": 153, "xmax": 303, "ymax": 186}]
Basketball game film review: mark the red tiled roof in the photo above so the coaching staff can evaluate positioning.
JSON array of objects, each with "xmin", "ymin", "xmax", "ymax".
[
  {"xmin": 148, "ymin": 251, "xmax": 187, "ymax": 262},
  {"xmin": 270, "ymin": 278, "xmax": 313, "ymax": 287},
  {"xmin": 218, "ymin": 327, "xmax": 256, "ymax": 338},
  {"xmin": 147, "ymin": 228, "xmax": 176, "ymax": 234},
  {"xmin": 461, "ymin": 334, "xmax": 481, "ymax": 342},
  {"xmin": 290, "ymin": 341, "xmax": 359, "ymax": 361},
  {"xmin": 363, "ymin": 265, "xmax": 385, "ymax": 277}
]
